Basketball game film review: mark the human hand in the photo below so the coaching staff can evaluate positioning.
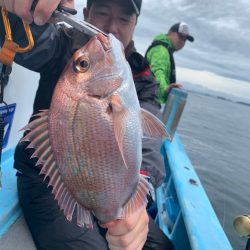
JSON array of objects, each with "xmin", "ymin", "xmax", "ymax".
[
  {"xmin": 165, "ymin": 83, "xmax": 183, "ymax": 96},
  {"xmin": 102, "ymin": 206, "xmax": 149, "ymax": 250},
  {"xmin": 0, "ymin": 0, "xmax": 74, "ymax": 25}
]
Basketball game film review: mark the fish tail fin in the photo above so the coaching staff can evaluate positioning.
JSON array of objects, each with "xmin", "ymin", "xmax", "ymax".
[{"xmin": 121, "ymin": 174, "xmax": 152, "ymax": 218}]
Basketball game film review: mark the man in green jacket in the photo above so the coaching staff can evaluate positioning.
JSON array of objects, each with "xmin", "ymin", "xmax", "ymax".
[{"xmin": 146, "ymin": 22, "xmax": 194, "ymax": 104}]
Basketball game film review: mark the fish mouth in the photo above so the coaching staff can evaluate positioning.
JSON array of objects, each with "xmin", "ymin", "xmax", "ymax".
[{"xmin": 95, "ymin": 33, "xmax": 125, "ymax": 64}]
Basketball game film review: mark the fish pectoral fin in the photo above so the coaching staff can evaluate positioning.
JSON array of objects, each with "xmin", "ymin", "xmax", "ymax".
[
  {"xmin": 121, "ymin": 175, "xmax": 152, "ymax": 218},
  {"xmin": 111, "ymin": 94, "xmax": 129, "ymax": 169},
  {"xmin": 87, "ymin": 77, "xmax": 122, "ymax": 98},
  {"xmin": 141, "ymin": 108, "xmax": 170, "ymax": 140}
]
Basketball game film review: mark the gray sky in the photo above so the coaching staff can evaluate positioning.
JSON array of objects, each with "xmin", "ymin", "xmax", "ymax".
[{"xmin": 136, "ymin": 0, "xmax": 250, "ymax": 82}]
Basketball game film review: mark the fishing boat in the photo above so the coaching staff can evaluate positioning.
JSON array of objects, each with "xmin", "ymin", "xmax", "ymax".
[{"xmin": 0, "ymin": 63, "xmax": 233, "ymax": 249}]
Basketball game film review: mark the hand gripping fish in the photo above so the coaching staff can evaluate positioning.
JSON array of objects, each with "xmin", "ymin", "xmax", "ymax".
[{"xmin": 21, "ymin": 33, "xmax": 169, "ymax": 228}]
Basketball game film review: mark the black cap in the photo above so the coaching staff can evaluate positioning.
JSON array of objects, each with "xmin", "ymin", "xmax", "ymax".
[
  {"xmin": 129, "ymin": 0, "xmax": 142, "ymax": 15},
  {"xmin": 169, "ymin": 22, "xmax": 194, "ymax": 42},
  {"xmin": 87, "ymin": 0, "xmax": 142, "ymax": 16}
]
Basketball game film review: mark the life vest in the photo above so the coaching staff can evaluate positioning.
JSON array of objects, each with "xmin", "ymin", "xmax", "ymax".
[{"xmin": 145, "ymin": 40, "xmax": 176, "ymax": 84}]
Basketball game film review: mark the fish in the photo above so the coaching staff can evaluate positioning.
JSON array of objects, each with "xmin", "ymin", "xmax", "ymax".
[{"xmin": 21, "ymin": 33, "xmax": 169, "ymax": 228}]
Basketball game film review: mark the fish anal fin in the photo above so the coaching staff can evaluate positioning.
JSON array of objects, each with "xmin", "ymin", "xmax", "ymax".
[
  {"xmin": 111, "ymin": 94, "xmax": 129, "ymax": 169},
  {"xmin": 121, "ymin": 175, "xmax": 152, "ymax": 218},
  {"xmin": 76, "ymin": 203, "xmax": 93, "ymax": 229},
  {"xmin": 141, "ymin": 108, "xmax": 170, "ymax": 140}
]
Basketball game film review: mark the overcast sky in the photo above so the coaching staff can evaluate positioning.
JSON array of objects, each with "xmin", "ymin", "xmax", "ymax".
[{"xmin": 135, "ymin": 0, "xmax": 250, "ymax": 82}]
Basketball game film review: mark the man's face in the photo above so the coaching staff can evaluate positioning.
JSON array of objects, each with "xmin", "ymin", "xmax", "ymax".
[
  {"xmin": 169, "ymin": 32, "xmax": 187, "ymax": 51},
  {"xmin": 83, "ymin": 0, "xmax": 137, "ymax": 49}
]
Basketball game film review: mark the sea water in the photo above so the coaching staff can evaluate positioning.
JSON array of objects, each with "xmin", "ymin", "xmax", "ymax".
[{"xmin": 178, "ymin": 88, "xmax": 250, "ymax": 250}]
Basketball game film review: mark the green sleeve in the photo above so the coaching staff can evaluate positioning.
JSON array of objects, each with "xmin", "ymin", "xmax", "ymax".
[{"xmin": 146, "ymin": 45, "xmax": 171, "ymax": 103}]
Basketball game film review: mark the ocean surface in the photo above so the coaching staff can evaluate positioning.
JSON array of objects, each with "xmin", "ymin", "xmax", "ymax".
[{"xmin": 176, "ymin": 87, "xmax": 250, "ymax": 250}]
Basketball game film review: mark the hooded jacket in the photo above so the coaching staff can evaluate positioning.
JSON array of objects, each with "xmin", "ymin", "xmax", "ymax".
[{"xmin": 146, "ymin": 34, "xmax": 176, "ymax": 104}]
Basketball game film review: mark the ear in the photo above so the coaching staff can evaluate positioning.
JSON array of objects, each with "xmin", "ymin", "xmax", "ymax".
[{"xmin": 83, "ymin": 7, "xmax": 89, "ymax": 21}]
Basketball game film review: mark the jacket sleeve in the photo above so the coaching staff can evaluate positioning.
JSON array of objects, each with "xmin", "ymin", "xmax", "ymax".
[
  {"xmin": 0, "ymin": 9, "xmax": 65, "ymax": 73},
  {"xmin": 129, "ymin": 52, "xmax": 166, "ymax": 188},
  {"xmin": 140, "ymin": 101, "xmax": 166, "ymax": 188},
  {"xmin": 146, "ymin": 45, "xmax": 171, "ymax": 103}
]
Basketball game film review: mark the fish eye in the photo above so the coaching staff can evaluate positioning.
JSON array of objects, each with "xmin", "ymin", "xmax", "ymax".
[{"xmin": 73, "ymin": 56, "xmax": 90, "ymax": 73}]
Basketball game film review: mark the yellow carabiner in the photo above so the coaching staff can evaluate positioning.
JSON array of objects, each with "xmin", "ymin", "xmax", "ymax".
[{"xmin": 1, "ymin": 7, "xmax": 34, "ymax": 53}]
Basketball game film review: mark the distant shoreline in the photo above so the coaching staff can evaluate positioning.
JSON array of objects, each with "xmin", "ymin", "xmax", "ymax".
[{"xmin": 185, "ymin": 89, "xmax": 250, "ymax": 107}]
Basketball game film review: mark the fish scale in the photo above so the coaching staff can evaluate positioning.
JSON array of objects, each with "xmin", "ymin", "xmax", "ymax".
[{"xmin": 21, "ymin": 33, "xmax": 169, "ymax": 228}]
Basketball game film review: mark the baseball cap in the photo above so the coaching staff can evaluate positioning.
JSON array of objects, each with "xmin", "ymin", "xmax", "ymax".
[
  {"xmin": 169, "ymin": 22, "xmax": 194, "ymax": 42},
  {"xmin": 87, "ymin": 0, "xmax": 142, "ymax": 16},
  {"xmin": 129, "ymin": 0, "xmax": 142, "ymax": 15}
]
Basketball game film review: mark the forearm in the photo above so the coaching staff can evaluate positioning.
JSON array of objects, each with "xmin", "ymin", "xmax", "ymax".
[
  {"xmin": 147, "ymin": 46, "xmax": 171, "ymax": 95},
  {"xmin": 154, "ymin": 71, "xmax": 169, "ymax": 92}
]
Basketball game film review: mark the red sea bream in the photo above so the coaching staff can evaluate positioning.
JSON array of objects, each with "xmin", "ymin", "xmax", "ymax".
[{"xmin": 21, "ymin": 33, "xmax": 169, "ymax": 228}]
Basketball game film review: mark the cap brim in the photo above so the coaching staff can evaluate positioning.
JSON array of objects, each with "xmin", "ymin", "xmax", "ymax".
[
  {"xmin": 187, "ymin": 35, "xmax": 194, "ymax": 42},
  {"xmin": 130, "ymin": 0, "xmax": 140, "ymax": 15}
]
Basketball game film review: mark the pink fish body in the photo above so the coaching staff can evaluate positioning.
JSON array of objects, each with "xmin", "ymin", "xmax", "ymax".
[{"xmin": 22, "ymin": 33, "xmax": 169, "ymax": 228}]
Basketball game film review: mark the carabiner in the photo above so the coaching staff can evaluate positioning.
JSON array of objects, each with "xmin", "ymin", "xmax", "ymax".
[
  {"xmin": 1, "ymin": 7, "xmax": 34, "ymax": 53},
  {"xmin": 0, "ymin": 7, "xmax": 34, "ymax": 66}
]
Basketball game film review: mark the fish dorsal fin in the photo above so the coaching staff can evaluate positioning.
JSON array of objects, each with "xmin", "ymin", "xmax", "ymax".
[
  {"xmin": 111, "ymin": 94, "xmax": 129, "ymax": 169},
  {"xmin": 20, "ymin": 110, "xmax": 93, "ymax": 228},
  {"xmin": 140, "ymin": 108, "xmax": 170, "ymax": 140},
  {"xmin": 87, "ymin": 77, "xmax": 121, "ymax": 98},
  {"xmin": 121, "ymin": 175, "xmax": 153, "ymax": 218}
]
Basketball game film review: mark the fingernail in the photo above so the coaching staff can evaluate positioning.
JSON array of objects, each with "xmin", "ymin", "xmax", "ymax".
[
  {"xmin": 23, "ymin": 18, "xmax": 33, "ymax": 25},
  {"xmin": 34, "ymin": 15, "xmax": 44, "ymax": 26}
]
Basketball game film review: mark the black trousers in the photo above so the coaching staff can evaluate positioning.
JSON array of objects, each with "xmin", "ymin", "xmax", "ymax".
[
  {"xmin": 246, "ymin": 239, "xmax": 250, "ymax": 250},
  {"xmin": 17, "ymin": 171, "xmax": 174, "ymax": 250}
]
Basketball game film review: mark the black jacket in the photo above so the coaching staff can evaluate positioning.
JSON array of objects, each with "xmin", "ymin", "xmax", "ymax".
[{"xmin": 0, "ymin": 12, "xmax": 165, "ymax": 188}]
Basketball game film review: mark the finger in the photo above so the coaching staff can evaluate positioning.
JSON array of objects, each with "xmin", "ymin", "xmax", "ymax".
[
  {"xmin": 61, "ymin": 0, "xmax": 75, "ymax": 9},
  {"xmin": 107, "ymin": 207, "xmax": 148, "ymax": 236},
  {"xmin": 135, "ymin": 243, "xmax": 146, "ymax": 250},
  {"xmin": 13, "ymin": 0, "xmax": 33, "ymax": 24},
  {"xmin": 106, "ymin": 212, "xmax": 148, "ymax": 247},
  {"xmin": 33, "ymin": 0, "xmax": 61, "ymax": 25},
  {"xmin": 175, "ymin": 83, "xmax": 183, "ymax": 88},
  {"xmin": 107, "ymin": 225, "xmax": 148, "ymax": 250},
  {"xmin": 172, "ymin": 83, "xmax": 183, "ymax": 88},
  {"xmin": 101, "ymin": 220, "xmax": 116, "ymax": 229},
  {"xmin": 1, "ymin": 0, "xmax": 14, "ymax": 12}
]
